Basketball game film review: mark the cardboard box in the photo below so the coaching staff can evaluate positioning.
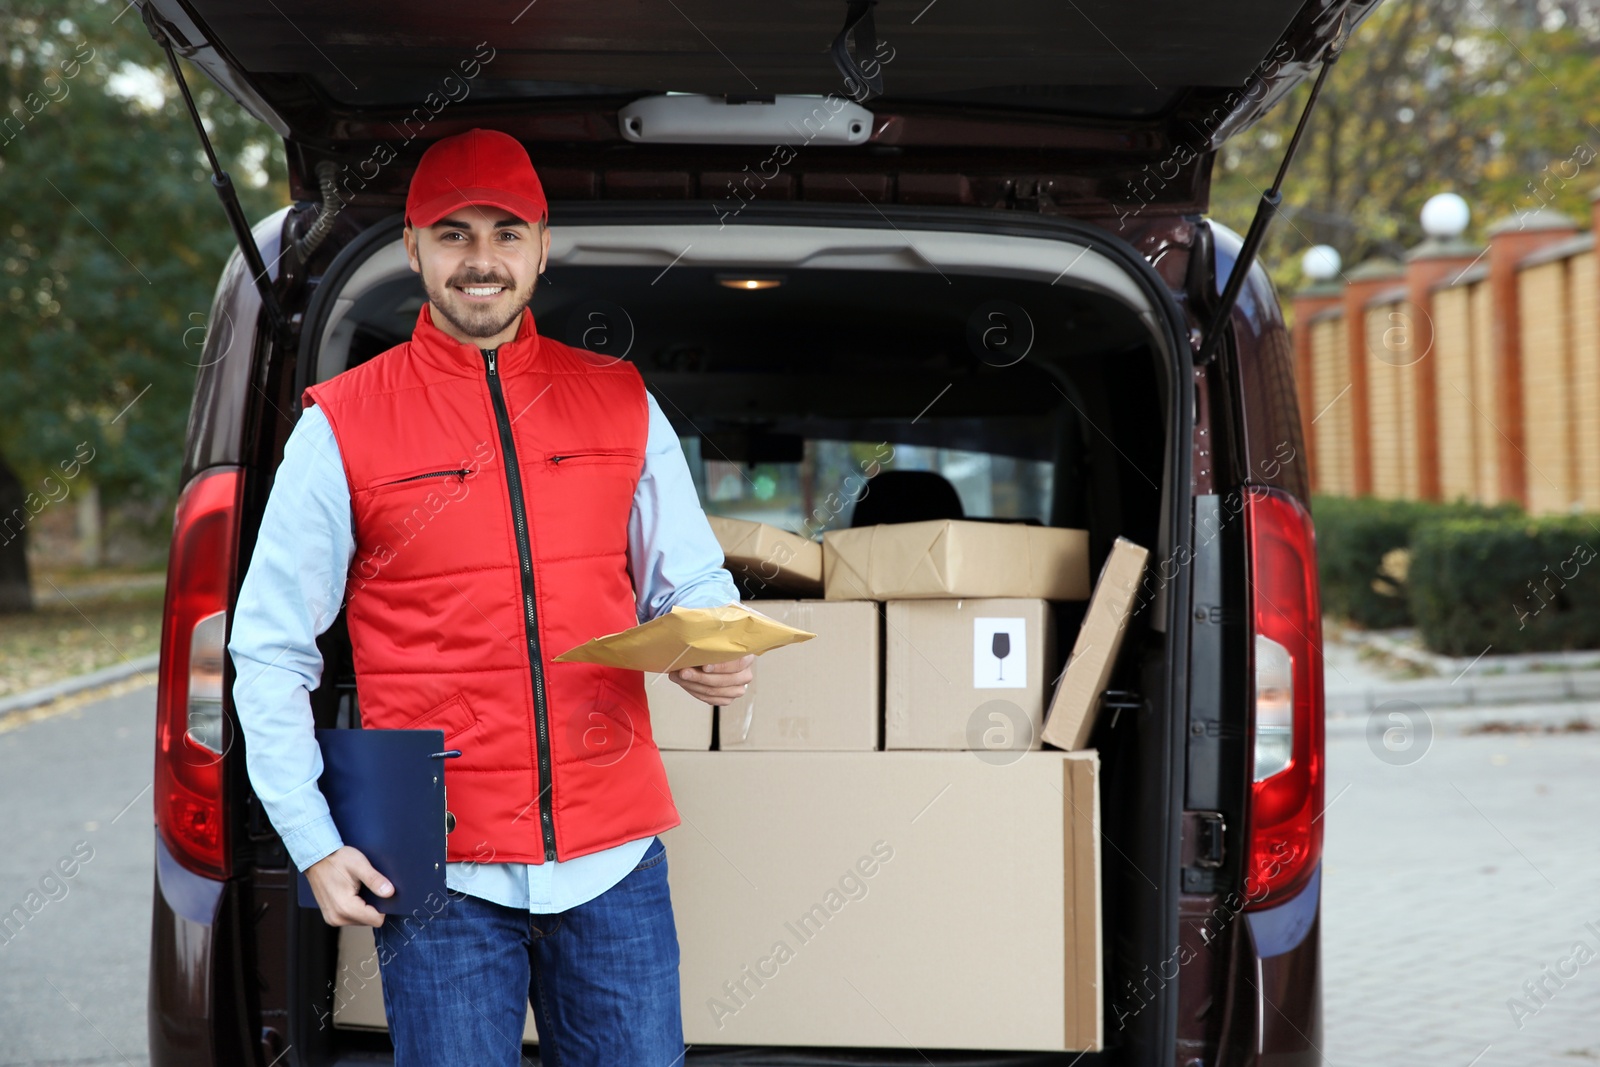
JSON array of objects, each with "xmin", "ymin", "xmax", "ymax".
[
  {"xmin": 822, "ymin": 519, "xmax": 1090, "ymax": 601},
  {"xmin": 716, "ymin": 600, "xmax": 879, "ymax": 751},
  {"xmin": 662, "ymin": 750, "xmax": 1102, "ymax": 1050},
  {"xmin": 884, "ymin": 598, "xmax": 1058, "ymax": 751},
  {"xmin": 331, "ymin": 750, "xmax": 1104, "ymax": 1053},
  {"xmin": 328, "ymin": 926, "xmax": 391, "ymax": 1030},
  {"xmin": 709, "ymin": 515, "xmax": 824, "ymax": 598},
  {"xmin": 642, "ymin": 673, "xmax": 715, "ymax": 750},
  {"xmin": 1041, "ymin": 537, "xmax": 1150, "ymax": 751}
]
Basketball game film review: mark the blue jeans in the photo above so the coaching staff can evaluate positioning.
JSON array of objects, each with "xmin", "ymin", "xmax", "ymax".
[{"xmin": 372, "ymin": 835, "xmax": 684, "ymax": 1067}]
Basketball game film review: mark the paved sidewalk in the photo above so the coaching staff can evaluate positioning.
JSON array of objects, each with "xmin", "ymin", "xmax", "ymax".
[
  {"xmin": 1325, "ymin": 628, "xmax": 1600, "ymax": 714},
  {"xmin": 0, "ymin": 653, "xmax": 160, "ymax": 717},
  {"xmin": 30, "ymin": 571, "xmax": 167, "ymax": 606},
  {"xmin": 1322, "ymin": 725, "xmax": 1600, "ymax": 1065}
]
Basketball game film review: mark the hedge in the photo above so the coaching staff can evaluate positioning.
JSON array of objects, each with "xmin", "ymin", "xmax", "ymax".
[
  {"xmin": 1407, "ymin": 515, "xmax": 1600, "ymax": 656},
  {"xmin": 1310, "ymin": 496, "xmax": 1519, "ymax": 629}
]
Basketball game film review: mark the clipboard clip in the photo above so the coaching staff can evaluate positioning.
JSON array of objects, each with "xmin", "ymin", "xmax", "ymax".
[{"xmin": 432, "ymin": 751, "xmax": 461, "ymax": 833}]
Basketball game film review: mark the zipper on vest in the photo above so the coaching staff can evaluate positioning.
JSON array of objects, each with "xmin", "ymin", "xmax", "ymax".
[
  {"xmin": 481, "ymin": 346, "xmax": 559, "ymax": 863},
  {"xmin": 377, "ymin": 468, "xmax": 470, "ymax": 485}
]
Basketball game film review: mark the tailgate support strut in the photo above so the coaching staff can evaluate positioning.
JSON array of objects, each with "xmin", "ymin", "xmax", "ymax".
[
  {"xmin": 1195, "ymin": 37, "xmax": 1344, "ymax": 365},
  {"xmin": 144, "ymin": 13, "xmax": 289, "ymax": 343},
  {"xmin": 831, "ymin": 0, "xmax": 885, "ymax": 102}
]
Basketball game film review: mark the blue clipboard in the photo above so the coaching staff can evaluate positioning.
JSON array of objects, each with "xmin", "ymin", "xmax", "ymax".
[{"xmin": 295, "ymin": 728, "xmax": 459, "ymax": 915}]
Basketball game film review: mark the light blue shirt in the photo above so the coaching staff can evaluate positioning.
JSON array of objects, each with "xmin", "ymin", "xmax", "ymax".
[{"xmin": 228, "ymin": 381, "xmax": 739, "ymax": 913}]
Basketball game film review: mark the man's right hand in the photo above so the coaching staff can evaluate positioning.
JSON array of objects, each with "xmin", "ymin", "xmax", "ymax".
[{"xmin": 305, "ymin": 846, "xmax": 394, "ymax": 927}]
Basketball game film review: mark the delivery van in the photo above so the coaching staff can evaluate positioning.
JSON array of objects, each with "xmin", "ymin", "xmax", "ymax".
[{"xmin": 144, "ymin": 1, "xmax": 1365, "ymax": 1064}]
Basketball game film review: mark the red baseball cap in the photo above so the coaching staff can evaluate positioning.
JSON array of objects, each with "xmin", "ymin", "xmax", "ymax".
[{"xmin": 404, "ymin": 128, "xmax": 549, "ymax": 229}]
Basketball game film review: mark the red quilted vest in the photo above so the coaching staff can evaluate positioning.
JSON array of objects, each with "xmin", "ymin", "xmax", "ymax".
[{"xmin": 301, "ymin": 302, "xmax": 680, "ymax": 864}]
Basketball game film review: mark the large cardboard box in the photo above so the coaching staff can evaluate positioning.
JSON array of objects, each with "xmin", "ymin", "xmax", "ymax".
[
  {"xmin": 823, "ymin": 519, "xmax": 1090, "ymax": 601},
  {"xmin": 642, "ymin": 673, "xmax": 715, "ymax": 750},
  {"xmin": 662, "ymin": 750, "xmax": 1102, "ymax": 1051},
  {"xmin": 328, "ymin": 926, "xmax": 392, "ymax": 1030},
  {"xmin": 884, "ymin": 598, "xmax": 1058, "ymax": 751},
  {"xmin": 330, "ymin": 750, "xmax": 1103, "ymax": 1053},
  {"xmin": 709, "ymin": 515, "xmax": 824, "ymax": 598},
  {"xmin": 1041, "ymin": 538, "xmax": 1150, "ymax": 751},
  {"xmin": 717, "ymin": 599, "xmax": 879, "ymax": 751}
]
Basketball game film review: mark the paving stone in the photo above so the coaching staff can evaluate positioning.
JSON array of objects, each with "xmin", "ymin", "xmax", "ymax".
[{"xmin": 1323, "ymin": 727, "xmax": 1600, "ymax": 1065}]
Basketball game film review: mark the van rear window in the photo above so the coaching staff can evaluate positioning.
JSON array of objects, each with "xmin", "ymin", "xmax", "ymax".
[{"xmin": 687, "ymin": 437, "xmax": 1053, "ymax": 531}]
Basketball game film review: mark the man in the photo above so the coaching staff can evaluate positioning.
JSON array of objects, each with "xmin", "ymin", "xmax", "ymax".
[{"xmin": 228, "ymin": 127, "xmax": 755, "ymax": 1066}]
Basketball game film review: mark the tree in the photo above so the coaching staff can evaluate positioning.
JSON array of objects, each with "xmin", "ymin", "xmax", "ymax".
[
  {"xmin": 0, "ymin": 0, "xmax": 286, "ymax": 611},
  {"xmin": 1212, "ymin": 0, "xmax": 1600, "ymax": 294}
]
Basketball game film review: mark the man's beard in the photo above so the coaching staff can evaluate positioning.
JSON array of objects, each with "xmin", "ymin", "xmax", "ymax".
[{"xmin": 423, "ymin": 265, "xmax": 537, "ymax": 340}]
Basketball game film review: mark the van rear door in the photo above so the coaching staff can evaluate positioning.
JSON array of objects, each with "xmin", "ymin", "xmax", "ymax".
[{"xmin": 140, "ymin": 0, "xmax": 1379, "ymax": 222}]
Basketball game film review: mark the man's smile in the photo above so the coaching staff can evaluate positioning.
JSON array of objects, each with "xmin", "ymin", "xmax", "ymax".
[{"xmin": 455, "ymin": 283, "xmax": 509, "ymax": 302}]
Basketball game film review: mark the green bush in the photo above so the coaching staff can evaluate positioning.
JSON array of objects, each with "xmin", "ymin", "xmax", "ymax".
[
  {"xmin": 1408, "ymin": 515, "xmax": 1600, "ymax": 656},
  {"xmin": 1310, "ymin": 496, "xmax": 1518, "ymax": 629}
]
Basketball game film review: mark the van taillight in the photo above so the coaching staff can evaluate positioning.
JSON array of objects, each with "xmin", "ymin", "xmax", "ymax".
[
  {"xmin": 1242, "ymin": 487, "xmax": 1323, "ymax": 911},
  {"xmin": 155, "ymin": 466, "xmax": 242, "ymax": 880}
]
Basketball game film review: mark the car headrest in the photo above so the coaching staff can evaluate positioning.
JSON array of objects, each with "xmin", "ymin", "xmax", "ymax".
[{"xmin": 850, "ymin": 470, "xmax": 965, "ymax": 527}]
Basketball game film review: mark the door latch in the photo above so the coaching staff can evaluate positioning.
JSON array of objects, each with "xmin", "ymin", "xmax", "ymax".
[{"xmin": 1182, "ymin": 810, "xmax": 1228, "ymax": 893}]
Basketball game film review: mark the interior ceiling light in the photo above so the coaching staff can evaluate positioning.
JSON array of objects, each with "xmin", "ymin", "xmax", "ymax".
[{"xmin": 716, "ymin": 275, "xmax": 784, "ymax": 291}]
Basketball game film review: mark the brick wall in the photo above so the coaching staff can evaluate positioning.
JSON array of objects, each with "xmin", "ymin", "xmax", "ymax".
[{"xmin": 1292, "ymin": 207, "xmax": 1592, "ymax": 513}]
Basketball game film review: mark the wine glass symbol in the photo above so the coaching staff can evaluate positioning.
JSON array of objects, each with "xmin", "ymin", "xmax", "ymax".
[{"xmin": 992, "ymin": 630, "xmax": 1012, "ymax": 682}]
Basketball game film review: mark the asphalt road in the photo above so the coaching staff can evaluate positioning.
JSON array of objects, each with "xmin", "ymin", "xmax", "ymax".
[
  {"xmin": 0, "ymin": 684, "xmax": 154, "ymax": 1067},
  {"xmin": 3, "ymin": 681, "xmax": 1598, "ymax": 1066}
]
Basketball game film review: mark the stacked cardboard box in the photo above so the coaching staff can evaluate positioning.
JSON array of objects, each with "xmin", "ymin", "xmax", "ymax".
[
  {"xmin": 328, "ymin": 518, "xmax": 1142, "ymax": 1054},
  {"xmin": 819, "ymin": 518, "xmax": 1092, "ymax": 753},
  {"xmin": 640, "ymin": 673, "xmax": 715, "ymax": 749},
  {"xmin": 821, "ymin": 518, "xmax": 1091, "ymax": 601},
  {"xmin": 707, "ymin": 514, "xmax": 824, "ymax": 598},
  {"xmin": 884, "ymin": 597, "xmax": 1057, "ymax": 750},
  {"xmin": 642, "ymin": 599, "xmax": 879, "ymax": 750},
  {"xmin": 1040, "ymin": 537, "xmax": 1151, "ymax": 750},
  {"xmin": 715, "ymin": 599, "xmax": 879, "ymax": 750},
  {"xmin": 661, "ymin": 749, "xmax": 1102, "ymax": 1051}
]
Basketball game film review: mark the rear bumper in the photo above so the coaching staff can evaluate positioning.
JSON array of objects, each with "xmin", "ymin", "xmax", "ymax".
[
  {"xmin": 1245, "ymin": 864, "xmax": 1323, "ymax": 1066},
  {"xmin": 148, "ymin": 834, "xmax": 223, "ymax": 1067}
]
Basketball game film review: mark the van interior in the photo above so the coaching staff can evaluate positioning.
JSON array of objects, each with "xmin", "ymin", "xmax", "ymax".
[{"xmin": 287, "ymin": 213, "xmax": 1184, "ymax": 1064}]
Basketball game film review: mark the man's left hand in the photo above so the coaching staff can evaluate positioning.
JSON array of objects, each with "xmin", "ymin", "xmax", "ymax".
[{"xmin": 669, "ymin": 653, "xmax": 755, "ymax": 705}]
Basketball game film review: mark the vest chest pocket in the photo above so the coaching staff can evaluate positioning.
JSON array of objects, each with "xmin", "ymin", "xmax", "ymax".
[
  {"xmin": 535, "ymin": 447, "xmax": 641, "ymax": 559},
  {"xmin": 352, "ymin": 460, "xmax": 494, "ymax": 574},
  {"xmin": 364, "ymin": 465, "xmax": 473, "ymax": 497},
  {"xmin": 545, "ymin": 448, "xmax": 641, "ymax": 469}
]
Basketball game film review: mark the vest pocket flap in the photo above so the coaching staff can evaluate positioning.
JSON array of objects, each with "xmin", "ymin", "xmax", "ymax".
[{"xmin": 395, "ymin": 692, "xmax": 478, "ymax": 737}]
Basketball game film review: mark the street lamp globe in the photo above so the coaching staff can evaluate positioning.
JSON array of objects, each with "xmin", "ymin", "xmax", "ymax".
[
  {"xmin": 1302, "ymin": 244, "xmax": 1342, "ymax": 281},
  {"xmin": 1421, "ymin": 193, "xmax": 1471, "ymax": 238}
]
